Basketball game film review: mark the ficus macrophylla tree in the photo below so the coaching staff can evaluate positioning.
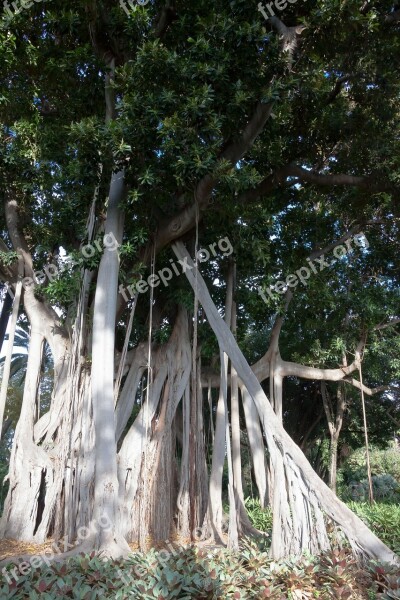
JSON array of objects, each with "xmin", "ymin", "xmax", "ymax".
[{"xmin": 0, "ymin": 0, "xmax": 399, "ymax": 562}]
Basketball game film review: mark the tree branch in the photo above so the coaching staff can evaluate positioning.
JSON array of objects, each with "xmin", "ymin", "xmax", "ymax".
[
  {"xmin": 321, "ymin": 381, "xmax": 334, "ymax": 433},
  {"xmin": 375, "ymin": 318, "xmax": 400, "ymax": 331},
  {"xmin": 386, "ymin": 410, "xmax": 400, "ymax": 429},
  {"xmin": 153, "ymin": 1, "xmax": 177, "ymax": 39},
  {"xmin": 342, "ymin": 379, "xmax": 391, "ymax": 396},
  {"xmin": 268, "ymin": 17, "xmax": 307, "ymax": 70},
  {"xmin": 307, "ymin": 221, "xmax": 385, "ymax": 262},
  {"xmin": 153, "ymin": 101, "xmax": 274, "ymax": 253},
  {"xmin": 285, "ymin": 164, "xmax": 390, "ymax": 191},
  {"xmin": 325, "ymin": 75, "xmax": 359, "ymax": 105},
  {"xmin": 86, "ymin": 0, "xmax": 123, "ymax": 64},
  {"xmin": 237, "ymin": 163, "xmax": 396, "ymax": 209},
  {"xmin": 237, "ymin": 164, "xmax": 295, "ymax": 204},
  {"xmin": 385, "ymin": 9, "xmax": 400, "ymax": 23},
  {"xmin": 4, "ymin": 193, "xmax": 69, "ymax": 357}
]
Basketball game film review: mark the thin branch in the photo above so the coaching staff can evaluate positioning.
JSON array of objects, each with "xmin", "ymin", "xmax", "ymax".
[
  {"xmin": 386, "ymin": 411, "xmax": 400, "ymax": 429},
  {"xmin": 375, "ymin": 318, "xmax": 400, "ymax": 331},
  {"xmin": 153, "ymin": 100, "xmax": 274, "ymax": 253},
  {"xmin": 385, "ymin": 9, "xmax": 400, "ymax": 23},
  {"xmin": 326, "ymin": 75, "xmax": 359, "ymax": 105},
  {"xmin": 308, "ymin": 220, "xmax": 385, "ymax": 262},
  {"xmin": 342, "ymin": 378, "xmax": 388, "ymax": 396},
  {"xmin": 237, "ymin": 164, "xmax": 295, "ymax": 204},
  {"xmin": 237, "ymin": 162, "xmax": 396, "ymax": 208},
  {"xmin": 286, "ymin": 164, "xmax": 390, "ymax": 191},
  {"xmin": 268, "ymin": 16, "xmax": 288, "ymax": 36},
  {"xmin": 321, "ymin": 381, "xmax": 334, "ymax": 433},
  {"xmin": 154, "ymin": 2, "xmax": 177, "ymax": 39}
]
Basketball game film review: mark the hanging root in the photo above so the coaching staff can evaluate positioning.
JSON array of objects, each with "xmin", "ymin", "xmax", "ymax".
[{"xmin": 172, "ymin": 240, "xmax": 400, "ymax": 566}]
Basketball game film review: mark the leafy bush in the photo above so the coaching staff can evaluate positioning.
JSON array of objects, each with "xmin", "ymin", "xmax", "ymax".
[
  {"xmin": 1, "ymin": 498, "xmax": 399, "ymax": 599},
  {"xmin": 244, "ymin": 497, "xmax": 273, "ymax": 533},
  {"xmin": 367, "ymin": 562, "xmax": 400, "ymax": 599},
  {"xmin": 348, "ymin": 502, "xmax": 400, "ymax": 556},
  {"xmin": 0, "ymin": 546, "xmax": 398, "ymax": 599},
  {"xmin": 339, "ymin": 445, "xmax": 400, "ymax": 492},
  {"xmin": 346, "ymin": 474, "xmax": 400, "ymax": 502}
]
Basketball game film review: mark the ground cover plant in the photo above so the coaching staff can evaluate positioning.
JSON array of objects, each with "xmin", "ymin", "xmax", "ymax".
[
  {"xmin": 2, "ymin": 496, "xmax": 399, "ymax": 599},
  {"xmin": 1, "ymin": 545, "xmax": 400, "ymax": 600}
]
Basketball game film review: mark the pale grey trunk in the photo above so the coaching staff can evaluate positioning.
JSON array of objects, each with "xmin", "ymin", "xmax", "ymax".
[
  {"xmin": 0, "ymin": 279, "xmax": 22, "ymax": 442},
  {"xmin": 329, "ymin": 439, "xmax": 338, "ymax": 493},
  {"xmin": 204, "ymin": 266, "xmax": 234, "ymax": 542},
  {"xmin": 0, "ymin": 195, "xmax": 71, "ymax": 542},
  {"xmin": 322, "ymin": 382, "xmax": 345, "ymax": 494},
  {"xmin": 241, "ymin": 387, "xmax": 268, "ymax": 508},
  {"xmin": 230, "ymin": 303, "xmax": 258, "ymax": 535},
  {"xmin": 117, "ymin": 309, "xmax": 193, "ymax": 545},
  {"xmin": 173, "ymin": 241, "xmax": 399, "ymax": 564},
  {"xmin": 176, "ymin": 386, "xmax": 191, "ymax": 538},
  {"xmin": 0, "ymin": 325, "xmax": 46, "ymax": 539},
  {"xmin": 90, "ymin": 167, "xmax": 129, "ymax": 555},
  {"xmin": 221, "ymin": 348, "xmax": 239, "ymax": 549}
]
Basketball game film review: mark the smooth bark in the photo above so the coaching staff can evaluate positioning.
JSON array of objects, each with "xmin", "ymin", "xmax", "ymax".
[
  {"xmin": 173, "ymin": 240, "xmax": 399, "ymax": 564},
  {"xmin": 0, "ymin": 279, "xmax": 22, "ymax": 442}
]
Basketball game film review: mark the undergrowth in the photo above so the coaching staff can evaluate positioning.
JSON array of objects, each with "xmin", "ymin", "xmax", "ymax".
[
  {"xmin": 1, "ymin": 500, "xmax": 399, "ymax": 599},
  {"xmin": 0, "ymin": 545, "xmax": 399, "ymax": 599},
  {"xmin": 243, "ymin": 497, "xmax": 400, "ymax": 557},
  {"xmin": 347, "ymin": 502, "xmax": 400, "ymax": 556}
]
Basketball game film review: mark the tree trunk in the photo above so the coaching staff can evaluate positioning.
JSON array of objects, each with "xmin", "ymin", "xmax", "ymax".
[
  {"xmin": 203, "ymin": 265, "xmax": 234, "ymax": 542},
  {"xmin": 0, "ymin": 326, "xmax": 45, "ymax": 539},
  {"xmin": 241, "ymin": 386, "xmax": 269, "ymax": 507},
  {"xmin": 117, "ymin": 308, "xmax": 196, "ymax": 545},
  {"xmin": 329, "ymin": 438, "xmax": 338, "ymax": 493},
  {"xmin": 0, "ymin": 196, "xmax": 71, "ymax": 543},
  {"xmin": 0, "ymin": 230, "xmax": 396, "ymax": 565},
  {"xmin": 0, "ymin": 279, "xmax": 22, "ymax": 442},
  {"xmin": 90, "ymin": 167, "xmax": 130, "ymax": 556},
  {"xmin": 230, "ymin": 296, "xmax": 259, "ymax": 535},
  {"xmin": 173, "ymin": 240, "xmax": 399, "ymax": 564},
  {"xmin": 321, "ymin": 382, "xmax": 345, "ymax": 494},
  {"xmin": 0, "ymin": 289, "xmax": 13, "ymax": 353}
]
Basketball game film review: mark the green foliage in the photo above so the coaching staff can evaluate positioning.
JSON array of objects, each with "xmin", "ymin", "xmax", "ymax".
[
  {"xmin": 1, "ymin": 546, "xmax": 398, "ymax": 599},
  {"xmin": 345, "ymin": 474, "xmax": 400, "ymax": 503},
  {"xmin": 348, "ymin": 502, "xmax": 400, "ymax": 556},
  {"xmin": 43, "ymin": 273, "xmax": 81, "ymax": 309},
  {"xmin": 339, "ymin": 445, "xmax": 400, "ymax": 498},
  {"xmin": 0, "ymin": 250, "xmax": 18, "ymax": 267},
  {"xmin": 153, "ymin": 321, "xmax": 172, "ymax": 345},
  {"xmin": 244, "ymin": 497, "xmax": 273, "ymax": 534}
]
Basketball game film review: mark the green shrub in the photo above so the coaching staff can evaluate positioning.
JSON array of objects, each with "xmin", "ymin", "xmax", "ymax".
[
  {"xmin": 339, "ymin": 445, "xmax": 400, "ymax": 490},
  {"xmin": 244, "ymin": 497, "xmax": 273, "ymax": 533},
  {"xmin": 348, "ymin": 502, "xmax": 400, "ymax": 556},
  {"xmin": 1, "ymin": 497, "xmax": 399, "ymax": 599},
  {"xmin": 1, "ymin": 546, "xmax": 398, "ymax": 599},
  {"xmin": 346, "ymin": 474, "xmax": 400, "ymax": 502}
]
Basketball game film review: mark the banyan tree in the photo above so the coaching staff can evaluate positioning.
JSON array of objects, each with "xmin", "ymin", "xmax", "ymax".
[{"xmin": 0, "ymin": 0, "xmax": 399, "ymax": 564}]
